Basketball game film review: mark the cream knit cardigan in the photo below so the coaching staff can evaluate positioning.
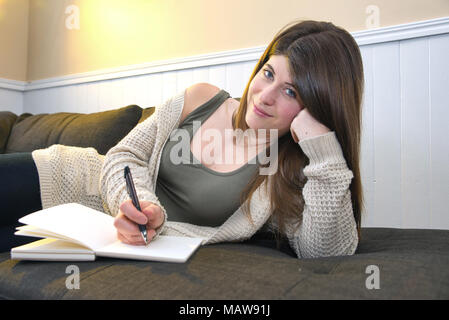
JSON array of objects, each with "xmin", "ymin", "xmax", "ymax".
[{"xmin": 32, "ymin": 89, "xmax": 359, "ymax": 259}]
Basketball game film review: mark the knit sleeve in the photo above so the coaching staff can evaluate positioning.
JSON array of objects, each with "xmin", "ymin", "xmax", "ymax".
[
  {"xmin": 99, "ymin": 97, "xmax": 177, "ymax": 237},
  {"xmin": 286, "ymin": 131, "xmax": 359, "ymax": 259}
]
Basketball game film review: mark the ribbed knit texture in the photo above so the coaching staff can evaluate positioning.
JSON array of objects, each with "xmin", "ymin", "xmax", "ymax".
[{"xmin": 32, "ymin": 89, "xmax": 358, "ymax": 259}]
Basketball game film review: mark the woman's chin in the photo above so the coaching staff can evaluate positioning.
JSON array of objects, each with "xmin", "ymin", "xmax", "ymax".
[
  {"xmin": 246, "ymin": 117, "xmax": 276, "ymax": 133},
  {"xmin": 246, "ymin": 113, "xmax": 266, "ymax": 129}
]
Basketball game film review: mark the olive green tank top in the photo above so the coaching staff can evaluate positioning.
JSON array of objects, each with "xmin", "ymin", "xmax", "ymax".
[{"xmin": 155, "ymin": 89, "xmax": 261, "ymax": 227}]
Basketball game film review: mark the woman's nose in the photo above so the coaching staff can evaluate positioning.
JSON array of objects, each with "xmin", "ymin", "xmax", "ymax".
[{"xmin": 259, "ymin": 85, "xmax": 276, "ymax": 106}]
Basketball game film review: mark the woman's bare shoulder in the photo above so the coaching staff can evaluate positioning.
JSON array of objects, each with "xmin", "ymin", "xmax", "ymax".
[{"xmin": 180, "ymin": 83, "xmax": 221, "ymax": 124}]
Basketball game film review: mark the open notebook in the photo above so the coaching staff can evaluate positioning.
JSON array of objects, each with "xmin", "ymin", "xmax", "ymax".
[{"xmin": 11, "ymin": 203, "xmax": 203, "ymax": 263}]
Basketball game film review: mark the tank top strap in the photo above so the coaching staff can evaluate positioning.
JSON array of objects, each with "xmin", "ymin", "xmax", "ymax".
[{"xmin": 179, "ymin": 89, "xmax": 231, "ymax": 127}]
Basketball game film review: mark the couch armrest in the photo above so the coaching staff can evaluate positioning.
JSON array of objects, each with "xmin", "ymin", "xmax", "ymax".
[{"xmin": 0, "ymin": 111, "xmax": 18, "ymax": 154}]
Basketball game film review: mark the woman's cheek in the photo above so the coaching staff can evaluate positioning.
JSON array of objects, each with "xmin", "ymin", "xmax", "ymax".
[
  {"xmin": 274, "ymin": 107, "xmax": 299, "ymax": 135},
  {"xmin": 285, "ymin": 106, "xmax": 301, "ymax": 123}
]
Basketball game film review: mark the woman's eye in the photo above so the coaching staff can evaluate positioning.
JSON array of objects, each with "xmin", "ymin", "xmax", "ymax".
[
  {"xmin": 263, "ymin": 69, "xmax": 273, "ymax": 80},
  {"xmin": 262, "ymin": 68, "xmax": 296, "ymax": 98},
  {"xmin": 286, "ymin": 88, "xmax": 297, "ymax": 98}
]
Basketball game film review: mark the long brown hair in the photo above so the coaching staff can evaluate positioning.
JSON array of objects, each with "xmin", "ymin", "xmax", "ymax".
[{"xmin": 233, "ymin": 20, "xmax": 364, "ymax": 241}]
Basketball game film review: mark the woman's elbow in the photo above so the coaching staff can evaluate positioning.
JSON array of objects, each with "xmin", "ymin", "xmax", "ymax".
[{"xmin": 296, "ymin": 235, "xmax": 359, "ymax": 259}]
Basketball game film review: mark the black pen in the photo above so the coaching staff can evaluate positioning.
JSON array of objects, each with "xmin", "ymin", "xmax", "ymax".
[{"xmin": 124, "ymin": 166, "xmax": 148, "ymax": 245}]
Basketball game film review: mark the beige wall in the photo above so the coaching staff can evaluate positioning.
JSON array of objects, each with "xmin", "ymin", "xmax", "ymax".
[
  {"xmin": 1, "ymin": 0, "xmax": 449, "ymax": 82},
  {"xmin": 0, "ymin": 0, "xmax": 29, "ymax": 81}
]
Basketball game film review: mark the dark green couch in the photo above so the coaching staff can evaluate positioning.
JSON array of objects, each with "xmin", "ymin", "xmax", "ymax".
[
  {"xmin": 0, "ymin": 106, "xmax": 448, "ymax": 300},
  {"xmin": 0, "ymin": 105, "xmax": 155, "ymax": 155}
]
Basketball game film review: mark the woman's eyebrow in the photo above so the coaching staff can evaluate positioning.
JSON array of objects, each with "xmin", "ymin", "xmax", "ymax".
[{"xmin": 266, "ymin": 63, "xmax": 295, "ymax": 87}]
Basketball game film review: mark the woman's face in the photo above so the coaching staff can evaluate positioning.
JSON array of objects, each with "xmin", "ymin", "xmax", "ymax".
[{"xmin": 245, "ymin": 55, "xmax": 303, "ymax": 138}]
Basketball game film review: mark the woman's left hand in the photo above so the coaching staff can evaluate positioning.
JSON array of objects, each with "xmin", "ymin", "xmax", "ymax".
[{"xmin": 290, "ymin": 108, "xmax": 331, "ymax": 143}]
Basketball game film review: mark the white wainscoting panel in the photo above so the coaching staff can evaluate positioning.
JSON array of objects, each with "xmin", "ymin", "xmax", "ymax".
[
  {"xmin": 0, "ymin": 87, "xmax": 23, "ymax": 114},
  {"xmin": 400, "ymin": 37, "xmax": 432, "ymax": 229},
  {"xmin": 361, "ymin": 33, "xmax": 449, "ymax": 230},
  {"xmin": 22, "ymin": 61, "xmax": 258, "ymax": 114},
  {"xmin": 0, "ymin": 18, "xmax": 448, "ymax": 230},
  {"xmin": 429, "ymin": 33, "xmax": 449, "ymax": 230}
]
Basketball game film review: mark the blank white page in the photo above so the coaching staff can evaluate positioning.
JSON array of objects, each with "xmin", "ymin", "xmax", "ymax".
[
  {"xmin": 18, "ymin": 203, "xmax": 117, "ymax": 251},
  {"xmin": 95, "ymin": 236, "xmax": 204, "ymax": 263},
  {"xmin": 15, "ymin": 225, "xmax": 86, "ymax": 245}
]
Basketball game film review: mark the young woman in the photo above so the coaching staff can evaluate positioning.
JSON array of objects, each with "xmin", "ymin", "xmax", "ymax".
[{"xmin": 1, "ymin": 20, "xmax": 364, "ymax": 258}]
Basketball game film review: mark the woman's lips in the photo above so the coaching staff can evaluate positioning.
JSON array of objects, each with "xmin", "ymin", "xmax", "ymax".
[{"xmin": 253, "ymin": 104, "xmax": 273, "ymax": 118}]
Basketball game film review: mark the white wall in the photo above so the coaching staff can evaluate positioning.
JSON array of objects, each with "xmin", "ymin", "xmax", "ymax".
[
  {"xmin": 360, "ymin": 34, "xmax": 449, "ymax": 230},
  {"xmin": 1, "ymin": 18, "xmax": 448, "ymax": 230},
  {"xmin": 0, "ymin": 83, "xmax": 24, "ymax": 114}
]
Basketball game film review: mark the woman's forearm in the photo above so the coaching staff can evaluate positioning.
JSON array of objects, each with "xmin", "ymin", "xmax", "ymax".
[
  {"xmin": 289, "ymin": 132, "xmax": 359, "ymax": 258},
  {"xmin": 99, "ymin": 114, "xmax": 160, "ymax": 217}
]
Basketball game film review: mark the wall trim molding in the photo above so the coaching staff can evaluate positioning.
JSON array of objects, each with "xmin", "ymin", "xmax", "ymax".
[
  {"xmin": 1, "ymin": 16, "xmax": 448, "ymax": 92},
  {"xmin": 0, "ymin": 78, "xmax": 27, "ymax": 92},
  {"xmin": 352, "ymin": 16, "xmax": 449, "ymax": 45},
  {"xmin": 25, "ymin": 46, "xmax": 265, "ymax": 92}
]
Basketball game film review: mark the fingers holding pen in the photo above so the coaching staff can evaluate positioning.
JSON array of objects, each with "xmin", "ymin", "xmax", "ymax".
[
  {"xmin": 119, "ymin": 199, "xmax": 148, "ymax": 225},
  {"xmin": 114, "ymin": 212, "xmax": 157, "ymax": 246},
  {"xmin": 119, "ymin": 199, "xmax": 163, "ymax": 229},
  {"xmin": 119, "ymin": 166, "xmax": 164, "ymax": 246},
  {"xmin": 114, "ymin": 200, "xmax": 162, "ymax": 245},
  {"xmin": 141, "ymin": 202, "xmax": 164, "ymax": 230},
  {"xmin": 114, "ymin": 210, "xmax": 140, "ymax": 235},
  {"xmin": 114, "ymin": 202, "xmax": 146, "ymax": 245},
  {"xmin": 117, "ymin": 229, "xmax": 156, "ymax": 246}
]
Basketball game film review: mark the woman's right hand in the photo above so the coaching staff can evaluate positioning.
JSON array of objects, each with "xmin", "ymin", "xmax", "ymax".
[{"xmin": 114, "ymin": 199, "xmax": 165, "ymax": 245}]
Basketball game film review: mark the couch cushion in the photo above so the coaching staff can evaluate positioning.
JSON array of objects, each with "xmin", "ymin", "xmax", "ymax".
[
  {"xmin": 0, "ymin": 111, "xmax": 18, "ymax": 153},
  {"xmin": 0, "ymin": 228, "xmax": 448, "ymax": 299},
  {"xmin": 5, "ymin": 105, "xmax": 143, "ymax": 155},
  {"xmin": 139, "ymin": 107, "xmax": 156, "ymax": 124}
]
